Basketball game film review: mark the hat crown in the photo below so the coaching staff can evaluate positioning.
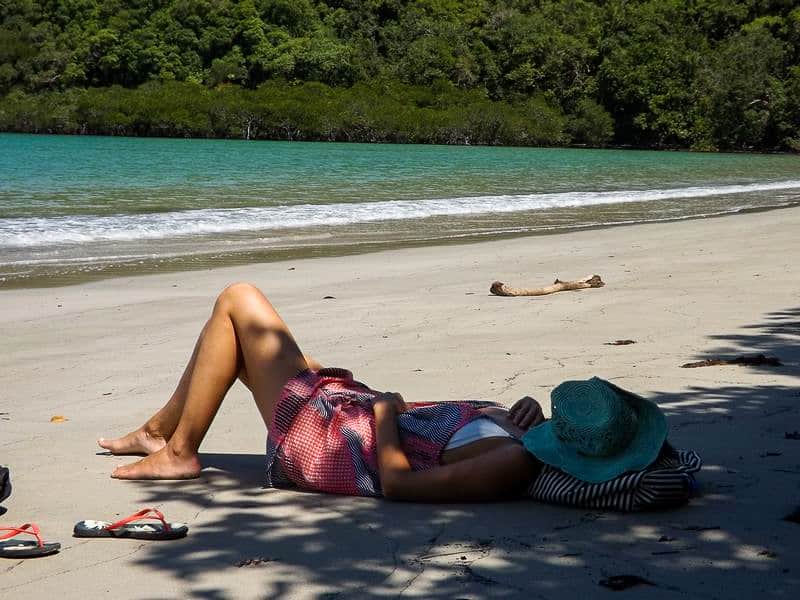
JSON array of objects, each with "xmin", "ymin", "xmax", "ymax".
[{"xmin": 551, "ymin": 379, "xmax": 637, "ymax": 457}]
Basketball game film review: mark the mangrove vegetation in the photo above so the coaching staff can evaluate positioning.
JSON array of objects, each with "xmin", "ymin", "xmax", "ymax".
[{"xmin": 1, "ymin": 1, "xmax": 799, "ymax": 150}]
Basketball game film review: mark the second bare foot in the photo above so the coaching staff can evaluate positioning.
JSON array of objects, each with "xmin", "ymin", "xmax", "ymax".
[
  {"xmin": 98, "ymin": 427, "xmax": 167, "ymax": 456},
  {"xmin": 111, "ymin": 445, "xmax": 201, "ymax": 480}
]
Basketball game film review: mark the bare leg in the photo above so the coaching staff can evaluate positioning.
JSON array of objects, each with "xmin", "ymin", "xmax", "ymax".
[
  {"xmin": 98, "ymin": 339, "xmax": 203, "ymax": 455},
  {"xmin": 109, "ymin": 283, "xmax": 308, "ymax": 479},
  {"xmin": 99, "ymin": 346, "xmax": 321, "ymax": 456}
]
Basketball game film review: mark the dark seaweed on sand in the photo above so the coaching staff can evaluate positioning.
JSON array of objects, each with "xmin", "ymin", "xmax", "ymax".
[{"xmin": 681, "ymin": 354, "xmax": 782, "ymax": 368}]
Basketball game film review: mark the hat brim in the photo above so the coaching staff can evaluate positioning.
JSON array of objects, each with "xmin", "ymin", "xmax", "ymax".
[{"xmin": 522, "ymin": 378, "xmax": 667, "ymax": 483}]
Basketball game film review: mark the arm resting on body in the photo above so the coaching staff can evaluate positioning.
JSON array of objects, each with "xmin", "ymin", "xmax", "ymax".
[{"xmin": 373, "ymin": 396, "xmax": 539, "ymax": 502}]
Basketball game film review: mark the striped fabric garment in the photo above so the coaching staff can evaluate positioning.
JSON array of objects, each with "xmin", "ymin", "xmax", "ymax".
[
  {"xmin": 265, "ymin": 367, "xmax": 498, "ymax": 497},
  {"xmin": 527, "ymin": 444, "xmax": 702, "ymax": 511}
]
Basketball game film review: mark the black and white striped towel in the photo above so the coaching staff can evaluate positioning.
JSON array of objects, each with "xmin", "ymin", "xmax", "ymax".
[{"xmin": 527, "ymin": 444, "xmax": 702, "ymax": 512}]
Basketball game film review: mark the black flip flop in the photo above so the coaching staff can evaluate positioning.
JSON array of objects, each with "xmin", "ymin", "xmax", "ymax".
[
  {"xmin": 0, "ymin": 523, "xmax": 61, "ymax": 558},
  {"xmin": 73, "ymin": 508, "xmax": 188, "ymax": 540},
  {"xmin": 0, "ymin": 466, "xmax": 10, "ymax": 504}
]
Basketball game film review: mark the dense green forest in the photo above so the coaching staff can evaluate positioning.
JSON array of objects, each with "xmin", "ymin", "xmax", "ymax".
[{"xmin": 1, "ymin": 1, "xmax": 798, "ymax": 150}]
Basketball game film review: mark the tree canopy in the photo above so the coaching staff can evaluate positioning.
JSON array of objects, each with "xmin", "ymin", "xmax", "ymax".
[{"xmin": 1, "ymin": 1, "xmax": 798, "ymax": 150}]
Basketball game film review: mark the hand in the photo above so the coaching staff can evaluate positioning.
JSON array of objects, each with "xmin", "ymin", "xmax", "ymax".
[
  {"xmin": 509, "ymin": 396, "xmax": 544, "ymax": 429},
  {"xmin": 373, "ymin": 391, "xmax": 407, "ymax": 414}
]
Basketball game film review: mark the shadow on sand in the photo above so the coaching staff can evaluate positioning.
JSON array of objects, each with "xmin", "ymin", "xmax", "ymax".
[{"xmin": 127, "ymin": 307, "xmax": 800, "ymax": 598}]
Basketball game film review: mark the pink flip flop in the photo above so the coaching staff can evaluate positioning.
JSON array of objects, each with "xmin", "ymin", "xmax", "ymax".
[{"xmin": 0, "ymin": 523, "xmax": 61, "ymax": 558}]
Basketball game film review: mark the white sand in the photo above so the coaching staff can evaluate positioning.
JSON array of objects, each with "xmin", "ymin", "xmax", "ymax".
[{"xmin": 1, "ymin": 207, "xmax": 799, "ymax": 598}]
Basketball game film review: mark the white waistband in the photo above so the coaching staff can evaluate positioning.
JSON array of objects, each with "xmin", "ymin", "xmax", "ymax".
[{"xmin": 445, "ymin": 417, "xmax": 513, "ymax": 450}]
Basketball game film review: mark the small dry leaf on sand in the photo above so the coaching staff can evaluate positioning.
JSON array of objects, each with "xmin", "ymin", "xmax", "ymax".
[{"xmin": 50, "ymin": 415, "xmax": 68, "ymax": 423}]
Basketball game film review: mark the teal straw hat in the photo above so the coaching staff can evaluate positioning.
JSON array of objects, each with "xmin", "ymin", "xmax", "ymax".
[{"xmin": 522, "ymin": 377, "xmax": 667, "ymax": 483}]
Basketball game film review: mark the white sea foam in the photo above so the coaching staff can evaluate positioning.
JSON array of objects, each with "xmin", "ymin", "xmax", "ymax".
[{"xmin": 1, "ymin": 180, "xmax": 799, "ymax": 248}]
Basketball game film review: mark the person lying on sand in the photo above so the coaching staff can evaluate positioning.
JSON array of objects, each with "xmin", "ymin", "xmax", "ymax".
[{"xmin": 99, "ymin": 283, "xmax": 698, "ymax": 505}]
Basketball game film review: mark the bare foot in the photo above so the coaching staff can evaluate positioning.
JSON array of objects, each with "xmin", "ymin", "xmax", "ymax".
[
  {"xmin": 111, "ymin": 445, "xmax": 201, "ymax": 480},
  {"xmin": 98, "ymin": 427, "xmax": 166, "ymax": 456}
]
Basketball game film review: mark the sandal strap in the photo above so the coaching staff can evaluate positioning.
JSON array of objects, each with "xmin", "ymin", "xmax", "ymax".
[
  {"xmin": 0, "ymin": 523, "xmax": 44, "ymax": 547},
  {"xmin": 104, "ymin": 508, "xmax": 171, "ymax": 532}
]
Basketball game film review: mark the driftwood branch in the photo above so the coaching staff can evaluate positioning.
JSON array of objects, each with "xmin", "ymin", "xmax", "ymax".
[{"xmin": 490, "ymin": 275, "xmax": 605, "ymax": 297}]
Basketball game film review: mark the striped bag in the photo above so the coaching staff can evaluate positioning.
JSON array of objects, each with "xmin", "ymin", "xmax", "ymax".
[{"xmin": 527, "ymin": 444, "xmax": 702, "ymax": 512}]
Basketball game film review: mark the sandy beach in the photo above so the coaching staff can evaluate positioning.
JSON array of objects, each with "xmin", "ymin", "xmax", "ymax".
[{"xmin": 1, "ymin": 207, "xmax": 798, "ymax": 598}]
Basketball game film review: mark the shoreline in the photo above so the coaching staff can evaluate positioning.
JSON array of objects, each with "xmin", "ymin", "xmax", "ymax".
[
  {"xmin": 5, "ymin": 130, "xmax": 800, "ymax": 155},
  {"xmin": 1, "ymin": 205, "xmax": 798, "ymax": 598},
  {"xmin": 4, "ymin": 201, "xmax": 799, "ymax": 290}
]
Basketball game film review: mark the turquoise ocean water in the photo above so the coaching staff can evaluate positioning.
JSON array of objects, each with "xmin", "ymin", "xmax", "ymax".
[{"xmin": 1, "ymin": 133, "xmax": 799, "ymax": 287}]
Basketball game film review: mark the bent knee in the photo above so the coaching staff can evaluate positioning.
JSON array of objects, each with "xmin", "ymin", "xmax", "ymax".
[{"xmin": 215, "ymin": 282, "xmax": 265, "ymax": 313}]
